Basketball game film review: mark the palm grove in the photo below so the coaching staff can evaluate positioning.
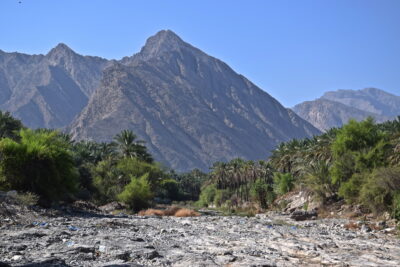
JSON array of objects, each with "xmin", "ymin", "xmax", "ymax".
[
  {"xmin": 0, "ymin": 111, "xmax": 207, "ymax": 211},
  {"xmin": 0, "ymin": 110, "xmax": 399, "ymax": 221},
  {"xmin": 197, "ymin": 117, "xmax": 400, "ymax": 221}
]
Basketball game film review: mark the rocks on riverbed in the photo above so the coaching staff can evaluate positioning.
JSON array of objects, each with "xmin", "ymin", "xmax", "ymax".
[
  {"xmin": 290, "ymin": 210, "xmax": 318, "ymax": 221},
  {"xmin": 1, "ymin": 204, "xmax": 400, "ymax": 267}
]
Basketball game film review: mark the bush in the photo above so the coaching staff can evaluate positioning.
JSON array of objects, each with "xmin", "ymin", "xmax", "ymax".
[
  {"xmin": 0, "ymin": 129, "xmax": 78, "ymax": 202},
  {"xmin": 13, "ymin": 192, "xmax": 39, "ymax": 207},
  {"xmin": 338, "ymin": 173, "xmax": 364, "ymax": 204},
  {"xmin": 273, "ymin": 173, "xmax": 294, "ymax": 195},
  {"xmin": 117, "ymin": 173, "xmax": 153, "ymax": 212},
  {"xmin": 115, "ymin": 157, "xmax": 164, "ymax": 189},
  {"xmin": 197, "ymin": 184, "xmax": 217, "ymax": 207},
  {"xmin": 157, "ymin": 178, "xmax": 182, "ymax": 201},
  {"xmin": 91, "ymin": 159, "xmax": 122, "ymax": 203},
  {"xmin": 359, "ymin": 167, "xmax": 400, "ymax": 214},
  {"xmin": 392, "ymin": 192, "xmax": 400, "ymax": 221},
  {"xmin": 91, "ymin": 157, "xmax": 165, "ymax": 204},
  {"xmin": 213, "ymin": 189, "xmax": 231, "ymax": 207}
]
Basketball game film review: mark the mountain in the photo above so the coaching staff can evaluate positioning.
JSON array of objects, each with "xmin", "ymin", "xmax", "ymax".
[
  {"xmin": 293, "ymin": 88, "xmax": 399, "ymax": 131},
  {"xmin": 69, "ymin": 30, "xmax": 320, "ymax": 171},
  {"xmin": 321, "ymin": 88, "xmax": 400, "ymax": 117},
  {"xmin": 0, "ymin": 44, "xmax": 109, "ymax": 129},
  {"xmin": 293, "ymin": 98, "xmax": 390, "ymax": 131}
]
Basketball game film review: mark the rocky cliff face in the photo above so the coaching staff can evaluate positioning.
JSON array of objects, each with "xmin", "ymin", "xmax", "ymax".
[
  {"xmin": 0, "ymin": 44, "xmax": 109, "ymax": 129},
  {"xmin": 293, "ymin": 88, "xmax": 399, "ymax": 132},
  {"xmin": 69, "ymin": 30, "xmax": 320, "ymax": 171}
]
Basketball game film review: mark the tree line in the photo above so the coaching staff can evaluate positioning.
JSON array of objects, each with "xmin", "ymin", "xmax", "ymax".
[
  {"xmin": 0, "ymin": 111, "xmax": 207, "ymax": 211},
  {"xmin": 198, "ymin": 116, "xmax": 400, "ymax": 220},
  {"xmin": 1, "ymin": 109, "xmax": 399, "ymax": 220}
]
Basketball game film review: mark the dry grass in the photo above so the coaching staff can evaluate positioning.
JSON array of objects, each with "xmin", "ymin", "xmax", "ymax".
[
  {"xmin": 163, "ymin": 206, "xmax": 181, "ymax": 216},
  {"xmin": 174, "ymin": 208, "xmax": 200, "ymax": 217},
  {"xmin": 138, "ymin": 209, "xmax": 164, "ymax": 216},
  {"xmin": 343, "ymin": 221, "xmax": 359, "ymax": 230},
  {"xmin": 138, "ymin": 206, "xmax": 200, "ymax": 217}
]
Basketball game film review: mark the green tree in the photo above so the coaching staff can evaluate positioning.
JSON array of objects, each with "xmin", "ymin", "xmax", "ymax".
[
  {"xmin": 117, "ymin": 173, "xmax": 153, "ymax": 211},
  {"xmin": 273, "ymin": 172, "xmax": 294, "ymax": 195},
  {"xmin": 91, "ymin": 157, "xmax": 164, "ymax": 204},
  {"xmin": 331, "ymin": 118, "xmax": 388, "ymax": 185},
  {"xmin": 304, "ymin": 160, "xmax": 336, "ymax": 203},
  {"xmin": 0, "ymin": 129, "xmax": 78, "ymax": 202},
  {"xmin": 113, "ymin": 130, "xmax": 153, "ymax": 163},
  {"xmin": 251, "ymin": 178, "xmax": 275, "ymax": 209},
  {"xmin": 0, "ymin": 111, "xmax": 23, "ymax": 140}
]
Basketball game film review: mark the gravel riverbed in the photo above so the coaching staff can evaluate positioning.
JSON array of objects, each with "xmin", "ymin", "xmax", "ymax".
[{"xmin": 1, "ymin": 208, "xmax": 400, "ymax": 267}]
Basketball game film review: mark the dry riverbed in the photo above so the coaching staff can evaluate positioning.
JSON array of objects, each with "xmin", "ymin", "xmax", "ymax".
[{"xmin": 1, "ymin": 205, "xmax": 400, "ymax": 267}]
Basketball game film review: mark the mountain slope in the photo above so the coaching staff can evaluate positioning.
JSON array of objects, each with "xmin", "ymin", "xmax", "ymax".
[
  {"xmin": 0, "ymin": 44, "xmax": 109, "ymax": 128},
  {"xmin": 321, "ymin": 88, "xmax": 400, "ymax": 117},
  {"xmin": 69, "ymin": 30, "xmax": 320, "ymax": 171},
  {"xmin": 293, "ymin": 98, "xmax": 390, "ymax": 131},
  {"xmin": 293, "ymin": 88, "xmax": 399, "ymax": 131}
]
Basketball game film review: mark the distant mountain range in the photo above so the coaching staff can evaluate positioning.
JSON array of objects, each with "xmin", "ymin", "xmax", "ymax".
[
  {"xmin": 0, "ymin": 30, "xmax": 321, "ymax": 171},
  {"xmin": 293, "ymin": 88, "xmax": 400, "ymax": 131}
]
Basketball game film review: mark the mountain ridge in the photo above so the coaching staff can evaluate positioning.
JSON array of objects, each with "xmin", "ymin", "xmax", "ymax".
[
  {"xmin": 1, "ymin": 29, "xmax": 320, "ymax": 171},
  {"xmin": 294, "ymin": 88, "xmax": 400, "ymax": 131},
  {"xmin": 68, "ymin": 30, "xmax": 320, "ymax": 171}
]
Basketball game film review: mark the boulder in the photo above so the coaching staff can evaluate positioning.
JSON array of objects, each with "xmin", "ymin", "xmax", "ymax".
[
  {"xmin": 290, "ymin": 210, "xmax": 318, "ymax": 221},
  {"xmin": 98, "ymin": 202, "xmax": 127, "ymax": 213}
]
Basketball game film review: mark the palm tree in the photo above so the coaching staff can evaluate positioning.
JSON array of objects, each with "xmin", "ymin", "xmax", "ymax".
[{"xmin": 113, "ymin": 130, "xmax": 153, "ymax": 163}]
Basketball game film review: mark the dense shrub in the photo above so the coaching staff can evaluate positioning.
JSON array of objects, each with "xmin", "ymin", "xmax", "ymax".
[
  {"xmin": 273, "ymin": 172, "xmax": 294, "ymax": 195},
  {"xmin": 392, "ymin": 193, "xmax": 400, "ymax": 221},
  {"xmin": 213, "ymin": 188, "xmax": 231, "ymax": 207},
  {"xmin": 197, "ymin": 184, "xmax": 217, "ymax": 207},
  {"xmin": 91, "ymin": 159, "xmax": 122, "ymax": 203},
  {"xmin": 0, "ymin": 129, "xmax": 79, "ymax": 202},
  {"xmin": 173, "ymin": 169, "xmax": 208, "ymax": 200},
  {"xmin": 338, "ymin": 173, "xmax": 364, "ymax": 204},
  {"xmin": 157, "ymin": 178, "xmax": 182, "ymax": 201},
  {"xmin": 91, "ymin": 157, "xmax": 165, "ymax": 204},
  {"xmin": 359, "ymin": 167, "xmax": 400, "ymax": 213},
  {"xmin": 117, "ymin": 173, "xmax": 153, "ymax": 211},
  {"xmin": 331, "ymin": 118, "xmax": 388, "ymax": 185},
  {"xmin": 13, "ymin": 192, "xmax": 39, "ymax": 207},
  {"xmin": 115, "ymin": 157, "xmax": 164, "ymax": 188}
]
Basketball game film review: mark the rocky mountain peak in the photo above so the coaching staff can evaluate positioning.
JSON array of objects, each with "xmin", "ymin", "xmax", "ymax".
[
  {"xmin": 129, "ymin": 30, "xmax": 197, "ymax": 63},
  {"xmin": 46, "ymin": 43, "xmax": 77, "ymax": 63},
  {"xmin": 47, "ymin": 43, "xmax": 75, "ymax": 55}
]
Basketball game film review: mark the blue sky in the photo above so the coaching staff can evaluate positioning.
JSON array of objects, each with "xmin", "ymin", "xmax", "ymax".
[{"xmin": 1, "ymin": 0, "xmax": 399, "ymax": 107}]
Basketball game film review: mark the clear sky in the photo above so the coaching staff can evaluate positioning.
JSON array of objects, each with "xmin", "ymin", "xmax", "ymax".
[{"xmin": 1, "ymin": 0, "xmax": 399, "ymax": 107}]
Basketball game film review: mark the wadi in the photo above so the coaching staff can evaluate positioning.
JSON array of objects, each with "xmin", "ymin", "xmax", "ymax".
[{"xmin": 0, "ymin": 24, "xmax": 400, "ymax": 267}]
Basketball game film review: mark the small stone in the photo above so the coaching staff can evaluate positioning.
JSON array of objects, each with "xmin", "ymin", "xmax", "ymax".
[
  {"xmin": 98, "ymin": 245, "xmax": 107, "ymax": 253},
  {"xmin": 116, "ymin": 251, "xmax": 131, "ymax": 261},
  {"xmin": 361, "ymin": 224, "xmax": 372, "ymax": 233},
  {"xmin": 12, "ymin": 255, "xmax": 22, "ymax": 261},
  {"xmin": 145, "ymin": 250, "xmax": 161, "ymax": 260}
]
